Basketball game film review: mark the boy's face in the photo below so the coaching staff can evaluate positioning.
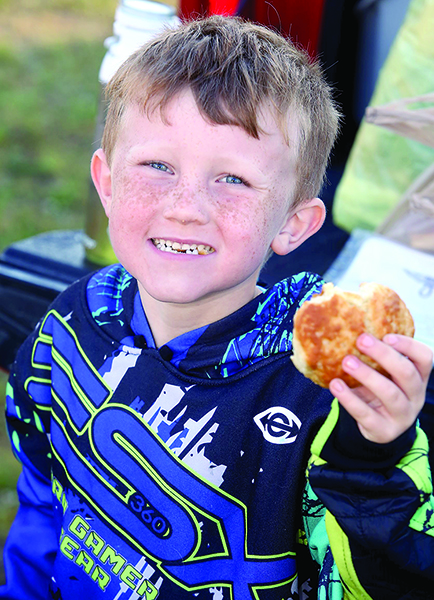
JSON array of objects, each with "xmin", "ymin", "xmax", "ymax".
[{"xmin": 92, "ymin": 90, "xmax": 323, "ymax": 324}]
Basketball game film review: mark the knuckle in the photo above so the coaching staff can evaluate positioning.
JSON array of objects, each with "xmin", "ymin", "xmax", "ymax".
[
  {"xmin": 398, "ymin": 356, "xmax": 415, "ymax": 380},
  {"xmin": 387, "ymin": 383, "xmax": 402, "ymax": 405}
]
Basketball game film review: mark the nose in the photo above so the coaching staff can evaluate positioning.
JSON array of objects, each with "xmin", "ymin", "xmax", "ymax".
[{"xmin": 162, "ymin": 181, "xmax": 210, "ymax": 226}]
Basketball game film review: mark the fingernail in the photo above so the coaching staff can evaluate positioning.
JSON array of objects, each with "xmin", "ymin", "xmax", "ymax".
[
  {"xmin": 344, "ymin": 356, "xmax": 359, "ymax": 370},
  {"xmin": 359, "ymin": 333, "xmax": 374, "ymax": 348},
  {"xmin": 384, "ymin": 334, "xmax": 398, "ymax": 345},
  {"xmin": 330, "ymin": 379, "xmax": 344, "ymax": 393}
]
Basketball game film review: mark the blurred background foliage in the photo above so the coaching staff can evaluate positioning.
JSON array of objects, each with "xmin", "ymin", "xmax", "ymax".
[
  {"xmin": 0, "ymin": 0, "xmax": 117, "ymax": 251},
  {"xmin": 0, "ymin": 0, "xmax": 117, "ymax": 580}
]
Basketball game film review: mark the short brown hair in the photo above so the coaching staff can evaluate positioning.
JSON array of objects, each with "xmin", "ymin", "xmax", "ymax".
[{"xmin": 102, "ymin": 15, "xmax": 340, "ymax": 206}]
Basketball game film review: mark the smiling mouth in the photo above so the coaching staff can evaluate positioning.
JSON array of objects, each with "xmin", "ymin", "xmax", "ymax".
[{"xmin": 152, "ymin": 238, "xmax": 215, "ymax": 255}]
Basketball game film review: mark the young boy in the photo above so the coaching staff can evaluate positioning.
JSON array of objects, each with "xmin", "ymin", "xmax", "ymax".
[{"xmin": 1, "ymin": 15, "xmax": 433, "ymax": 600}]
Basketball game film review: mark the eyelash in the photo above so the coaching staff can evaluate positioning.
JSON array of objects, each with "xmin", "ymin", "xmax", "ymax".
[
  {"xmin": 143, "ymin": 161, "xmax": 172, "ymax": 173},
  {"xmin": 221, "ymin": 174, "xmax": 249, "ymax": 186},
  {"xmin": 142, "ymin": 163, "xmax": 248, "ymax": 187}
]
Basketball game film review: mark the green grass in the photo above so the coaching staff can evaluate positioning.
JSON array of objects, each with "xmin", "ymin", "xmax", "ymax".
[
  {"xmin": 0, "ymin": 0, "xmax": 119, "ymax": 250},
  {"xmin": 0, "ymin": 371, "xmax": 18, "ymax": 486},
  {"xmin": 0, "ymin": 36, "xmax": 106, "ymax": 250},
  {"xmin": 0, "ymin": 0, "xmax": 118, "ymax": 559},
  {"xmin": 0, "ymin": 0, "xmax": 114, "ymax": 15}
]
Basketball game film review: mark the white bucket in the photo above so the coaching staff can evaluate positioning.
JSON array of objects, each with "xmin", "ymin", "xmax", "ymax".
[{"xmin": 99, "ymin": 0, "xmax": 180, "ymax": 84}]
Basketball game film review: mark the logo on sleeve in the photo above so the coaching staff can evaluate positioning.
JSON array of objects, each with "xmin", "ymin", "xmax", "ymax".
[{"xmin": 254, "ymin": 407, "xmax": 302, "ymax": 445}]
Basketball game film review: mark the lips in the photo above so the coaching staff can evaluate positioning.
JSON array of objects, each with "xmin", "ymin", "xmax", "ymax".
[{"xmin": 152, "ymin": 238, "xmax": 215, "ymax": 255}]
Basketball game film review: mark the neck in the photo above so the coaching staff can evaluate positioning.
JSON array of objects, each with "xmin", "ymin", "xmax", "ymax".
[{"xmin": 138, "ymin": 284, "xmax": 263, "ymax": 347}]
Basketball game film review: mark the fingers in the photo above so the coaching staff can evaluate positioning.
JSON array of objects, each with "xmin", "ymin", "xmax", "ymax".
[
  {"xmin": 382, "ymin": 334, "xmax": 433, "ymax": 382},
  {"xmin": 355, "ymin": 333, "xmax": 431, "ymax": 404},
  {"xmin": 329, "ymin": 371, "xmax": 409, "ymax": 443},
  {"xmin": 358, "ymin": 334, "xmax": 415, "ymax": 399},
  {"xmin": 329, "ymin": 376, "xmax": 380, "ymax": 438},
  {"xmin": 328, "ymin": 334, "xmax": 433, "ymax": 444}
]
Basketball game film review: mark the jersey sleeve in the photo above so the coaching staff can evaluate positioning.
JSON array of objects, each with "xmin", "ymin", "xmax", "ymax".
[
  {"xmin": 0, "ymin": 329, "xmax": 57, "ymax": 599},
  {"xmin": 307, "ymin": 399, "xmax": 434, "ymax": 599}
]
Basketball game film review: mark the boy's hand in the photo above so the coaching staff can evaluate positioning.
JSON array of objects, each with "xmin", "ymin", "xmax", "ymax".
[{"xmin": 329, "ymin": 334, "xmax": 433, "ymax": 444}]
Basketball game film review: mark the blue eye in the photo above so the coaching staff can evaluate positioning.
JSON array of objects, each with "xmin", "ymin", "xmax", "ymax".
[
  {"xmin": 146, "ymin": 161, "xmax": 171, "ymax": 172},
  {"xmin": 221, "ymin": 174, "xmax": 244, "ymax": 185}
]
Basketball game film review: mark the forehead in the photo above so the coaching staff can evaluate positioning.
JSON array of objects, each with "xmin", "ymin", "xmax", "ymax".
[{"xmin": 116, "ymin": 91, "xmax": 299, "ymax": 152}]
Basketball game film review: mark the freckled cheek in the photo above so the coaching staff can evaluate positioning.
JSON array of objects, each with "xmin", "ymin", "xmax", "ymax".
[
  {"xmin": 110, "ymin": 176, "xmax": 161, "ymax": 229},
  {"xmin": 221, "ymin": 200, "xmax": 275, "ymax": 248}
]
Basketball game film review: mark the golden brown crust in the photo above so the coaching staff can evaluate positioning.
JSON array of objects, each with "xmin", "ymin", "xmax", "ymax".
[{"xmin": 291, "ymin": 282, "xmax": 415, "ymax": 388}]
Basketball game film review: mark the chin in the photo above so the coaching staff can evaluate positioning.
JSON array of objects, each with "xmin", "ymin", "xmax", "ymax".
[{"xmin": 141, "ymin": 283, "xmax": 212, "ymax": 306}]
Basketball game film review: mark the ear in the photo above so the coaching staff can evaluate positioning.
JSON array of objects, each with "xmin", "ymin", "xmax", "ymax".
[
  {"xmin": 271, "ymin": 198, "xmax": 326, "ymax": 256},
  {"xmin": 90, "ymin": 148, "xmax": 113, "ymax": 217}
]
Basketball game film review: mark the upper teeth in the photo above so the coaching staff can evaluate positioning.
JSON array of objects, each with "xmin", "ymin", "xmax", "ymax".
[{"xmin": 152, "ymin": 239, "xmax": 215, "ymax": 255}]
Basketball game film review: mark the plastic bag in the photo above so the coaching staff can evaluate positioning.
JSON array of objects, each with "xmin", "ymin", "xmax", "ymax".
[
  {"xmin": 365, "ymin": 93, "xmax": 434, "ymax": 149},
  {"xmin": 377, "ymin": 162, "xmax": 434, "ymax": 253},
  {"xmin": 362, "ymin": 92, "xmax": 434, "ymax": 253}
]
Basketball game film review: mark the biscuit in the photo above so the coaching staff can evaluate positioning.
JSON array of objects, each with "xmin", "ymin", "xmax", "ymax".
[{"xmin": 291, "ymin": 282, "xmax": 415, "ymax": 388}]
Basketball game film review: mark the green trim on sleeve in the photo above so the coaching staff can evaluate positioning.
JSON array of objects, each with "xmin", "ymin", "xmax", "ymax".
[
  {"xmin": 310, "ymin": 398, "xmax": 340, "ymax": 459},
  {"xmin": 397, "ymin": 427, "xmax": 432, "ymax": 494},
  {"xmin": 409, "ymin": 495, "xmax": 434, "ymax": 537},
  {"xmin": 396, "ymin": 427, "xmax": 434, "ymax": 537},
  {"xmin": 325, "ymin": 512, "xmax": 373, "ymax": 600}
]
